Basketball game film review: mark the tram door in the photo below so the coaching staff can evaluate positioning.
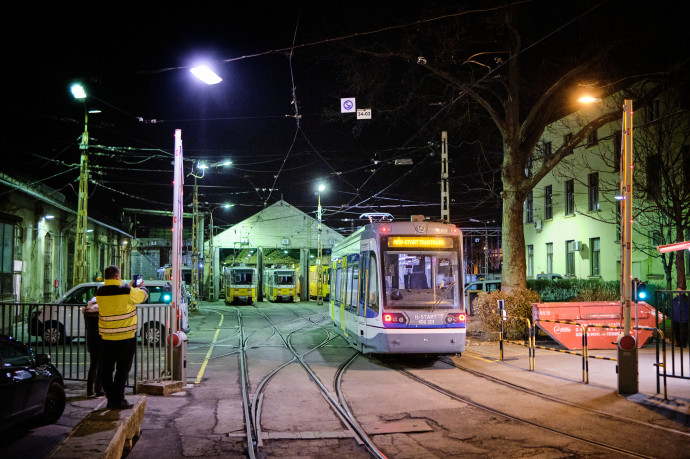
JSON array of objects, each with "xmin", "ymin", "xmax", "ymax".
[{"xmin": 344, "ymin": 255, "xmax": 361, "ymax": 337}]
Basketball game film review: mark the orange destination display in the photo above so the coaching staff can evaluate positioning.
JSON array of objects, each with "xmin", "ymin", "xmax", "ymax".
[{"xmin": 387, "ymin": 237, "xmax": 454, "ymax": 248}]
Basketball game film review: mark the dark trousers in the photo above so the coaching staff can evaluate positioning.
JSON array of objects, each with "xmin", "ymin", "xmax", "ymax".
[
  {"xmin": 101, "ymin": 338, "xmax": 136, "ymax": 405},
  {"xmin": 87, "ymin": 351, "xmax": 103, "ymax": 395},
  {"xmin": 672, "ymin": 321, "xmax": 688, "ymax": 348}
]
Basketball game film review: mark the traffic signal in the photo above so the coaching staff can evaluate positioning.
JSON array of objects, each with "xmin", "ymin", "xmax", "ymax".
[{"xmin": 634, "ymin": 279, "xmax": 648, "ymax": 302}]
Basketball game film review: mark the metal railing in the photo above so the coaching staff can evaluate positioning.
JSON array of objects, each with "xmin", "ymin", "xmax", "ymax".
[
  {"xmin": 1, "ymin": 302, "xmax": 172, "ymax": 389},
  {"xmin": 498, "ymin": 313, "xmax": 668, "ymax": 398}
]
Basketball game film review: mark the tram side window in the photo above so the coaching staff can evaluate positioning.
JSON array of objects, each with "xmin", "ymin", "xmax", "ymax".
[
  {"xmin": 340, "ymin": 265, "xmax": 347, "ymax": 305},
  {"xmin": 335, "ymin": 266, "xmax": 342, "ymax": 304},
  {"xmin": 368, "ymin": 253, "xmax": 378, "ymax": 313},
  {"xmin": 345, "ymin": 265, "xmax": 352, "ymax": 305},
  {"xmin": 350, "ymin": 261, "xmax": 359, "ymax": 307}
]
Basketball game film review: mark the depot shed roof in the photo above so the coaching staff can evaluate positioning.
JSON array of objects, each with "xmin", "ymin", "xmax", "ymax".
[{"xmin": 211, "ymin": 200, "xmax": 345, "ymax": 250}]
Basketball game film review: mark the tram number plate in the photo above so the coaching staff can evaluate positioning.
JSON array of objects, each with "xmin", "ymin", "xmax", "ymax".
[{"xmin": 412, "ymin": 313, "xmax": 441, "ymax": 325}]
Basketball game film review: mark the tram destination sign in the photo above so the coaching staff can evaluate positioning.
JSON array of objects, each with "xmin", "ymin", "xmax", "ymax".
[{"xmin": 387, "ymin": 236, "xmax": 454, "ymax": 248}]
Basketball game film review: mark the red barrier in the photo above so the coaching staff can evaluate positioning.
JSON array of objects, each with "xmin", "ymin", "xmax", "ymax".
[{"xmin": 531, "ymin": 301, "xmax": 660, "ymax": 349}]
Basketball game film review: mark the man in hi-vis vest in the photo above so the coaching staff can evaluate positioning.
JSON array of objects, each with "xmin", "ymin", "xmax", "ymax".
[{"xmin": 96, "ymin": 265, "xmax": 148, "ymax": 409}]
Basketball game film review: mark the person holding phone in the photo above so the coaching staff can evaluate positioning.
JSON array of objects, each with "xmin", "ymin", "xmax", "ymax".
[{"xmin": 95, "ymin": 265, "xmax": 148, "ymax": 410}]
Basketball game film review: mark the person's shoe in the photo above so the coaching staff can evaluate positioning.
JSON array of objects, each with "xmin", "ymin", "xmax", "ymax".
[
  {"xmin": 95, "ymin": 390, "xmax": 105, "ymax": 397},
  {"xmin": 107, "ymin": 400, "xmax": 133, "ymax": 410}
]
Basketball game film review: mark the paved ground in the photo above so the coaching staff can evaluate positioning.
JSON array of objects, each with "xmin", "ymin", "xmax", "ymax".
[{"xmin": 2, "ymin": 304, "xmax": 688, "ymax": 458}]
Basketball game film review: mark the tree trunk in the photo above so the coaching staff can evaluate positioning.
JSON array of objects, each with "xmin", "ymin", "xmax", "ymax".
[
  {"xmin": 501, "ymin": 182, "xmax": 527, "ymax": 292},
  {"xmin": 676, "ymin": 224, "xmax": 687, "ymax": 290}
]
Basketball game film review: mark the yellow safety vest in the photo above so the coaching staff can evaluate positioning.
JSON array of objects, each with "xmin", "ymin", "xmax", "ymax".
[{"xmin": 96, "ymin": 279, "xmax": 148, "ymax": 340}]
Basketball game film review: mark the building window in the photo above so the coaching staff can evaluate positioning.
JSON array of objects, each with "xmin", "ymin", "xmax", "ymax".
[
  {"xmin": 565, "ymin": 180, "xmax": 575, "ymax": 216},
  {"xmin": 587, "ymin": 128, "xmax": 598, "ymax": 147},
  {"xmin": 588, "ymin": 172, "xmax": 599, "ymax": 211},
  {"xmin": 543, "ymin": 141, "xmax": 553, "ymax": 161},
  {"xmin": 546, "ymin": 242, "xmax": 553, "ymax": 274},
  {"xmin": 563, "ymin": 133, "xmax": 574, "ymax": 155},
  {"xmin": 646, "ymin": 98, "xmax": 660, "ymax": 123},
  {"xmin": 646, "ymin": 154, "xmax": 662, "ymax": 200},
  {"xmin": 566, "ymin": 240, "xmax": 576, "ymax": 276},
  {"xmin": 527, "ymin": 245, "xmax": 534, "ymax": 278},
  {"xmin": 590, "ymin": 237, "xmax": 600, "ymax": 277},
  {"xmin": 613, "ymin": 130, "xmax": 621, "ymax": 173},
  {"xmin": 544, "ymin": 185, "xmax": 553, "ymax": 219},
  {"xmin": 1, "ymin": 221, "xmax": 15, "ymax": 300},
  {"xmin": 525, "ymin": 191, "xmax": 533, "ymax": 223}
]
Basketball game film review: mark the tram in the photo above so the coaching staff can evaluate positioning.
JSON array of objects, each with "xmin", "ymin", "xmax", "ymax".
[
  {"xmin": 263, "ymin": 267, "xmax": 297, "ymax": 302},
  {"xmin": 309, "ymin": 264, "xmax": 330, "ymax": 300},
  {"xmin": 224, "ymin": 266, "xmax": 257, "ymax": 305},
  {"xmin": 330, "ymin": 216, "xmax": 466, "ymax": 355}
]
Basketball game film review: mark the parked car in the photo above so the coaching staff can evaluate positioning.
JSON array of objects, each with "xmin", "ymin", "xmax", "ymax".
[
  {"xmin": 0, "ymin": 334, "xmax": 66, "ymax": 430},
  {"xmin": 464, "ymin": 279, "xmax": 501, "ymax": 315},
  {"xmin": 536, "ymin": 273, "xmax": 564, "ymax": 281},
  {"xmin": 29, "ymin": 280, "xmax": 189, "ymax": 346}
]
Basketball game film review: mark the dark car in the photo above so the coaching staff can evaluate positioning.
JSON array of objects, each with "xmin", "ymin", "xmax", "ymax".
[{"xmin": 0, "ymin": 335, "xmax": 66, "ymax": 430}]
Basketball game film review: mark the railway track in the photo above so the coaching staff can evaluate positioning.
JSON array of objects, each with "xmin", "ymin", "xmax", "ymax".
[
  {"xmin": 374, "ymin": 354, "xmax": 690, "ymax": 458},
  {"xmin": 235, "ymin": 302, "xmax": 385, "ymax": 458}
]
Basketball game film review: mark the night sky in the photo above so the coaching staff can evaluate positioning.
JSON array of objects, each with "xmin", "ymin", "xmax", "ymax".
[{"xmin": 3, "ymin": 1, "xmax": 684, "ymax": 235}]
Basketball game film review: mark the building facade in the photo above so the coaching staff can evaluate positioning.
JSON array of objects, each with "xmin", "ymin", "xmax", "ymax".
[
  {"xmin": 1, "ymin": 173, "xmax": 133, "ymax": 303},
  {"xmin": 524, "ymin": 91, "xmax": 689, "ymax": 287}
]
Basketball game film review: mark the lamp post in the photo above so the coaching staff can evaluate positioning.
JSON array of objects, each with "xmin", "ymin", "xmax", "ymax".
[
  {"xmin": 316, "ymin": 183, "xmax": 326, "ymax": 306},
  {"xmin": 578, "ymin": 95, "xmax": 637, "ymax": 394},
  {"xmin": 618, "ymin": 99, "xmax": 638, "ymax": 394},
  {"xmin": 189, "ymin": 160, "xmax": 232, "ymax": 305},
  {"xmin": 208, "ymin": 203, "xmax": 233, "ymax": 302},
  {"xmin": 71, "ymin": 83, "xmax": 89, "ymax": 286}
]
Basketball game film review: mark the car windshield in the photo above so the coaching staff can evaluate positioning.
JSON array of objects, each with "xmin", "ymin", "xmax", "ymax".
[
  {"xmin": 61, "ymin": 286, "xmax": 98, "ymax": 304},
  {"xmin": 382, "ymin": 251, "xmax": 460, "ymax": 309},
  {"xmin": 147, "ymin": 284, "xmax": 172, "ymax": 304}
]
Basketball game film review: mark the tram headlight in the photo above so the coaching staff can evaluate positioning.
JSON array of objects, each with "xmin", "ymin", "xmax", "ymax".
[
  {"xmin": 445, "ymin": 313, "xmax": 466, "ymax": 324},
  {"xmin": 383, "ymin": 312, "xmax": 408, "ymax": 325}
]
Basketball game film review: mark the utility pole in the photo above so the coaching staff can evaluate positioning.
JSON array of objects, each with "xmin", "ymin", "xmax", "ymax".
[
  {"xmin": 618, "ymin": 99, "xmax": 638, "ymax": 394},
  {"xmin": 317, "ymin": 188, "xmax": 323, "ymax": 306},
  {"xmin": 190, "ymin": 177, "xmax": 200, "ymax": 310},
  {"xmin": 440, "ymin": 131, "xmax": 449, "ymax": 222},
  {"xmin": 73, "ymin": 109, "xmax": 89, "ymax": 286}
]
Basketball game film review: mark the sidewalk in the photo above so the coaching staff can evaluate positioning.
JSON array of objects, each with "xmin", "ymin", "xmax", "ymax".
[{"xmin": 464, "ymin": 338, "xmax": 690, "ymax": 420}]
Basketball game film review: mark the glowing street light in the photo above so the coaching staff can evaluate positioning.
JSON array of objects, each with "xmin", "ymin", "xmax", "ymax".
[
  {"xmin": 70, "ymin": 83, "xmax": 87, "ymax": 99},
  {"xmin": 191, "ymin": 65, "xmax": 222, "ymax": 85},
  {"xmin": 578, "ymin": 95, "xmax": 601, "ymax": 104}
]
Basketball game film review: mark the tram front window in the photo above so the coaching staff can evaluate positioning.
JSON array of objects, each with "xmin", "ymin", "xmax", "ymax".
[
  {"xmin": 234, "ymin": 270, "xmax": 254, "ymax": 285},
  {"xmin": 275, "ymin": 271, "xmax": 294, "ymax": 286},
  {"xmin": 382, "ymin": 252, "xmax": 459, "ymax": 309}
]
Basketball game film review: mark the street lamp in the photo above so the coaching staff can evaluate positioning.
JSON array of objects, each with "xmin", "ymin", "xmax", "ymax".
[
  {"xmin": 191, "ymin": 65, "xmax": 222, "ymax": 85},
  {"xmin": 71, "ymin": 83, "xmax": 90, "ymax": 286},
  {"xmin": 188, "ymin": 160, "xmax": 232, "ymax": 308},
  {"xmin": 578, "ymin": 94, "xmax": 637, "ymax": 394},
  {"xmin": 316, "ymin": 183, "xmax": 326, "ymax": 305},
  {"xmin": 208, "ymin": 203, "xmax": 233, "ymax": 302}
]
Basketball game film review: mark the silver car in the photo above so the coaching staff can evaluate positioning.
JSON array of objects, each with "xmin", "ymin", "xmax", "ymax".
[{"xmin": 29, "ymin": 280, "xmax": 189, "ymax": 345}]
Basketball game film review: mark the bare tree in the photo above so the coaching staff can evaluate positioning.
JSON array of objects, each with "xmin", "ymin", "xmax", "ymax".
[{"xmin": 324, "ymin": 1, "xmax": 685, "ymax": 290}]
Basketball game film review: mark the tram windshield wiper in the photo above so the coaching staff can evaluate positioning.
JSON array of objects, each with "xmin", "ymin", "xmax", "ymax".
[{"xmin": 429, "ymin": 281, "xmax": 455, "ymax": 312}]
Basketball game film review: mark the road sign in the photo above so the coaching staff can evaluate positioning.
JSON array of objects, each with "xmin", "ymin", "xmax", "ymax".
[
  {"xmin": 357, "ymin": 108, "xmax": 372, "ymax": 119},
  {"xmin": 341, "ymin": 98, "xmax": 356, "ymax": 113}
]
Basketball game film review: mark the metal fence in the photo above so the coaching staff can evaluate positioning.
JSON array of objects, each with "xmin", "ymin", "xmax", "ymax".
[
  {"xmin": 654, "ymin": 290, "xmax": 690, "ymax": 381},
  {"xmin": 0, "ymin": 302, "xmax": 173, "ymax": 389}
]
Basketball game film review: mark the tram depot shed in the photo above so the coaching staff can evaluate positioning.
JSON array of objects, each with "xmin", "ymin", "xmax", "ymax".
[{"xmin": 206, "ymin": 200, "xmax": 345, "ymax": 301}]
